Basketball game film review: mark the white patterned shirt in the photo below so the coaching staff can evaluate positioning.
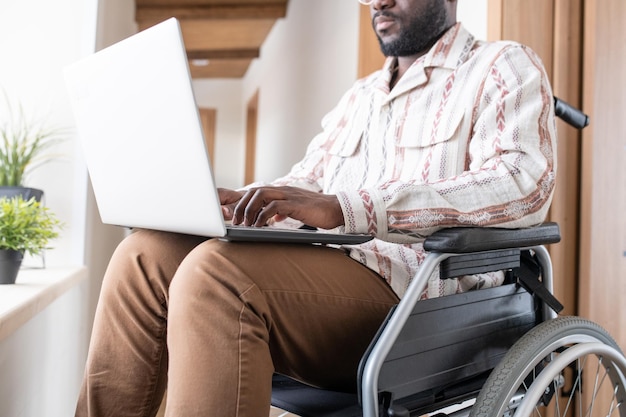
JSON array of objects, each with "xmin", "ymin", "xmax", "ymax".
[{"xmin": 272, "ymin": 24, "xmax": 557, "ymax": 298}]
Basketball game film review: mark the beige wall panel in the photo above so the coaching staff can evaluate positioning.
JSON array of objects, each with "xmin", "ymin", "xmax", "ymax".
[
  {"xmin": 579, "ymin": 0, "xmax": 626, "ymax": 349},
  {"xmin": 579, "ymin": 3, "xmax": 626, "ymax": 412},
  {"xmin": 487, "ymin": 0, "xmax": 503, "ymax": 41},
  {"xmin": 499, "ymin": 0, "xmax": 555, "ymax": 78}
]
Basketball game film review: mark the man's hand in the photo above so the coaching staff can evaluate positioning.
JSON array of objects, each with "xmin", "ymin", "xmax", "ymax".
[
  {"xmin": 220, "ymin": 186, "xmax": 345, "ymax": 230},
  {"xmin": 218, "ymin": 188, "xmax": 245, "ymax": 221}
]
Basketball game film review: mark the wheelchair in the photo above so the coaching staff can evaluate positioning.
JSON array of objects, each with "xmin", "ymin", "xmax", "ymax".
[{"xmin": 270, "ymin": 99, "xmax": 626, "ymax": 417}]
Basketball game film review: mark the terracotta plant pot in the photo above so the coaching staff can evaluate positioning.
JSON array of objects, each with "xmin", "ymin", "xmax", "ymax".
[{"xmin": 0, "ymin": 249, "xmax": 24, "ymax": 285}]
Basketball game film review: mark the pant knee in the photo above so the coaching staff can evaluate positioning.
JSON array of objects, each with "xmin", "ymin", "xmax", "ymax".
[
  {"xmin": 100, "ymin": 230, "xmax": 206, "ymax": 305},
  {"xmin": 168, "ymin": 239, "xmax": 271, "ymax": 330},
  {"xmin": 169, "ymin": 239, "xmax": 254, "ymax": 296}
]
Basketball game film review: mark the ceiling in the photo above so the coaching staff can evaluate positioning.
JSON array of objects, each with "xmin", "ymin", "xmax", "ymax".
[{"xmin": 135, "ymin": 0, "xmax": 290, "ymax": 79}]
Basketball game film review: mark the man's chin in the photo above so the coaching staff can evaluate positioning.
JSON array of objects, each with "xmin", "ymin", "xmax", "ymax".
[{"xmin": 377, "ymin": 36, "xmax": 400, "ymax": 56}]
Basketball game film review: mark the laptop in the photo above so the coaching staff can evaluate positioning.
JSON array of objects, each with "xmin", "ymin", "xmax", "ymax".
[{"xmin": 64, "ymin": 17, "xmax": 372, "ymax": 245}]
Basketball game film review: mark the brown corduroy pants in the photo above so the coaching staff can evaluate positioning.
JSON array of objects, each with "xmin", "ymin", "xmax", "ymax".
[{"xmin": 75, "ymin": 229, "xmax": 398, "ymax": 417}]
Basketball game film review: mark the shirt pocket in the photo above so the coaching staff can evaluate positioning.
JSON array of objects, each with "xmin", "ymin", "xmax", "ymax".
[
  {"xmin": 324, "ymin": 114, "xmax": 366, "ymax": 157},
  {"xmin": 397, "ymin": 105, "xmax": 465, "ymax": 149}
]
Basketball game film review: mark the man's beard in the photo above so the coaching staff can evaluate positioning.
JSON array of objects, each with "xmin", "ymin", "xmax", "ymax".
[{"xmin": 376, "ymin": 4, "xmax": 449, "ymax": 57}]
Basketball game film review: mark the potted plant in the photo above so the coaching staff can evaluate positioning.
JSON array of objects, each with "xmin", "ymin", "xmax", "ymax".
[
  {"xmin": 0, "ymin": 195, "xmax": 61, "ymax": 284},
  {"xmin": 0, "ymin": 96, "xmax": 66, "ymax": 200}
]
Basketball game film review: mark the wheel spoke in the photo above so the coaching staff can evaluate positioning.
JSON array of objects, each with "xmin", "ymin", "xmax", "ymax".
[
  {"xmin": 469, "ymin": 317, "xmax": 626, "ymax": 417},
  {"xmin": 587, "ymin": 356, "xmax": 611, "ymax": 417},
  {"xmin": 562, "ymin": 355, "xmax": 585, "ymax": 417},
  {"xmin": 554, "ymin": 377, "xmax": 562, "ymax": 417},
  {"xmin": 605, "ymin": 382, "xmax": 622, "ymax": 417}
]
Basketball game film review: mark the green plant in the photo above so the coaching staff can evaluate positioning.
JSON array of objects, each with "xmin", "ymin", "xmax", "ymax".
[
  {"xmin": 0, "ymin": 195, "xmax": 61, "ymax": 256},
  {"xmin": 0, "ymin": 96, "xmax": 66, "ymax": 186}
]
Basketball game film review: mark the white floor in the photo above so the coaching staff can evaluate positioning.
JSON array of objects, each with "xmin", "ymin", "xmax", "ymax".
[
  {"xmin": 269, "ymin": 406, "xmax": 300, "ymax": 417},
  {"xmin": 156, "ymin": 395, "xmax": 300, "ymax": 417}
]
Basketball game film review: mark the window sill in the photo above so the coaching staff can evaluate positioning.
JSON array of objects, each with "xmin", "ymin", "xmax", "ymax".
[{"xmin": 0, "ymin": 266, "xmax": 88, "ymax": 341}]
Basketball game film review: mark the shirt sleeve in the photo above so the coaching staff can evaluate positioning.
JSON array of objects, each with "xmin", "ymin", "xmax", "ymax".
[{"xmin": 268, "ymin": 86, "xmax": 358, "ymax": 193}]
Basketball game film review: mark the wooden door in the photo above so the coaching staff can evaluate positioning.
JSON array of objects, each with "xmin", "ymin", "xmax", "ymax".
[
  {"xmin": 245, "ymin": 91, "xmax": 259, "ymax": 185},
  {"xmin": 358, "ymin": 5, "xmax": 384, "ymax": 78},
  {"xmin": 198, "ymin": 107, "xmax": 217, "ymax": 165}
]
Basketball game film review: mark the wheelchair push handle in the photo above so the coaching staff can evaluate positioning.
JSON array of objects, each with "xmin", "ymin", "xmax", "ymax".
[{"xmin": 554, "ymin": 96, "xmax": 589, "ymax": 129}]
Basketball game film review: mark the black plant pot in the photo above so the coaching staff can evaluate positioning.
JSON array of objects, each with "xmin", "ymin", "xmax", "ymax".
[
  {"xmin": 0, "ymin": 249, "xmax": 24, "ymax": 285},
  {"xmin": 0, "ymin": 186, "xmax": 44, "ymax": 202}
]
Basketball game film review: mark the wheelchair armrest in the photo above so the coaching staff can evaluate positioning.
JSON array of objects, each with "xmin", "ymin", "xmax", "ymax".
[{"xmin": 423, "ymin": 222, "xmax": 561, "ymax": 253}]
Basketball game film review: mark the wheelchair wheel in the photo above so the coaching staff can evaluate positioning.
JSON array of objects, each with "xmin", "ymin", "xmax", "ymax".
[{"xmin": 470, "ymin": 316, "xmax": 626, "ymax": 417}]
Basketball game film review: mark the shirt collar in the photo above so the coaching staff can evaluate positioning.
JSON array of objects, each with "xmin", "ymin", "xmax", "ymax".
[
  {"xmin": 422, "ymin": 23, "xmax": 475, "ymax": 70},
  {"xmin": 375, "ymin": 23, "xmax": 476, "ymax": 97}
]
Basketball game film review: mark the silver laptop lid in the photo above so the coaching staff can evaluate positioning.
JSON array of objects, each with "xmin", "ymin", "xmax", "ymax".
[{"xmin": 65, "ymin": 18, "xmax": 226, "ymax": 237}]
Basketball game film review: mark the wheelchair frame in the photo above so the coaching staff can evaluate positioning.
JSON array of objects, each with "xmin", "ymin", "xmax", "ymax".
[
  {"xmin": 271, "ymin": 100, "xmax": 626, "ymax": 417},
  {"xmin": 360, "ymin": 224, "xmax": 560, "ymax": 417}
]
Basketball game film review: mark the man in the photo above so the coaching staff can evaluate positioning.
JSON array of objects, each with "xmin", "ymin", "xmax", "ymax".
[{"xmin": 76, "ymin": 0, "xmax": 557, "ymax": 416}]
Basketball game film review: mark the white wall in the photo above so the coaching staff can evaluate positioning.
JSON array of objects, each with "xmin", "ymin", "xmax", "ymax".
[
  {"xmin": 192, "ymin": 79, "xmax": 245, "ymax": 189},
  {"xmin": 458, "ymin": 0, "xmax": 488, "ymax": 41},
  {"xmin": 0, "ymin": 0, "xmax": 95, "ymax": 268},
  {"xmin": 244, "ymin": 0, "xmax": 361, "ymax": 183},
  {"xmin": 0, "ymin": 0, "xmax": 99, "ymax": 415},
  {"xmin": 0, "ymin": 284, "xmax": 85, "ymax": 417},
  {"xmin": 192, "ymin": 0, "xmax": 361, "ymax": 187}
]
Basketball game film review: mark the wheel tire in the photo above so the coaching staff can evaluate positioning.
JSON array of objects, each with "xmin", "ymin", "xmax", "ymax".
[{"xmin": 470, "ymin": 316, "xmax": 626, "ymax": 417}]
